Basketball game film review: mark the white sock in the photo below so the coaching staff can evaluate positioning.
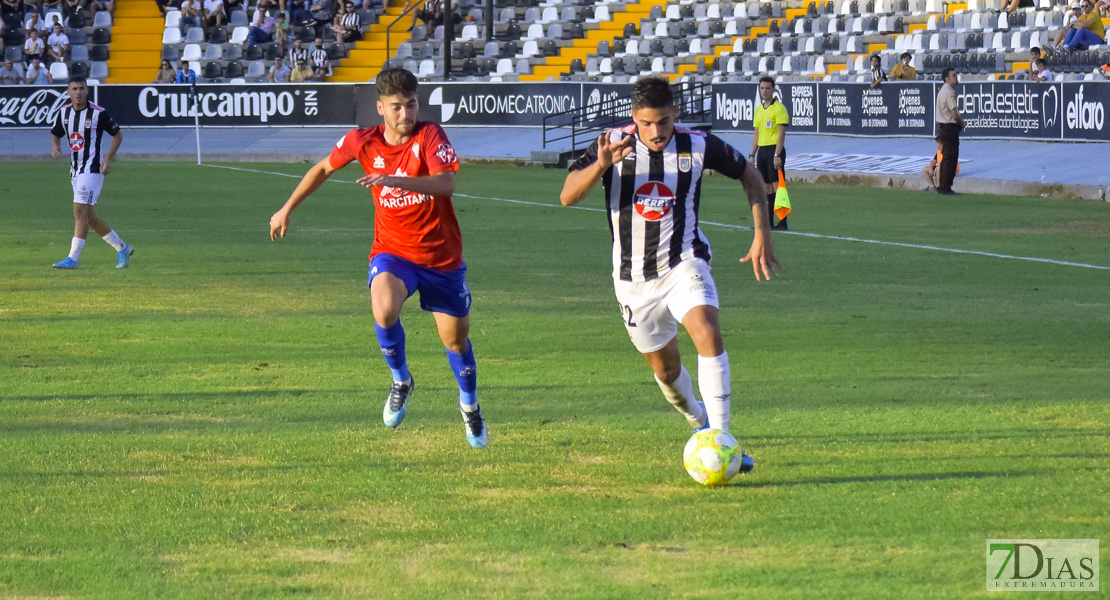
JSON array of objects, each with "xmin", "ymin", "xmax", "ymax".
[
  {"xmin": 68, "ymin": 237, "xmax": 86, "ymax": 261},
  {"xmin": 102, "ymin": 230, "xmax": 125, "ymax": 251},
  {"xmin": 698, "ymin": 352, "xmax": 731, "ymax": 432},
  {"xmin": 655, "ymin": 366, "xmax": 705, "ymax": 424}
]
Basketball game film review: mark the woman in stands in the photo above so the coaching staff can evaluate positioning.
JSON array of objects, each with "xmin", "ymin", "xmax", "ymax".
[{"xmin": 154, "ymin": 59, "xmax": 176, "ymax": 83}]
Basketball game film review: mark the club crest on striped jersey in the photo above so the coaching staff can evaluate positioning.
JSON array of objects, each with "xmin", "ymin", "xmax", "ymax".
[
  {"xmin": 678, "ymin": 154, "xmax": 692, "ymax": 173},
  {"xmin": 634, "ymin": 181, "xmax": 675, "ymax": 221},
  {"xmin": 68, "ymin": 132, "xmax": 85, "ymax": 151}
]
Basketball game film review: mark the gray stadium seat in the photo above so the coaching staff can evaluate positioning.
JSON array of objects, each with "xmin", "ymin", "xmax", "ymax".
[{"xmin": 89, "ymin": 61, "xmax": 109, "ymax": 79}]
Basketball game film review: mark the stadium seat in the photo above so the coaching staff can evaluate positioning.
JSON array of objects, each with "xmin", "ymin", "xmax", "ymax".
[
  {"xmin": 70, "ymin": 45, "xmax": 88, "ymax": 61},
  {"xmin": 164, "ymin": 10, "xmax": 181, "ymax": 29},
  {"xmin": 244, "ymin": 60, "xmax": 266, "ymax": 80},
  {"xmin": 185, "ymin": 27, "xmax": 205, "ymax": 43},
  {"xmin": 204, "ymin": 44, "xmax": 223, "ymax": 60},
  {"xmin": 224, "ymin": 44, "xmax": 242, "ymax": 61},
  {"xmin": 182, "ymin": 44, "xmax": 202, "ymax": 62},
  {"xmin": 90, "ymin": 45, "xmax": 109, "ymax": 61},
  {"xmin": 229, "ymin": 10, "xmax": 248, "ymax": 27},
  {"xmin": 89, "ymin": 61, "xmax": 108, "ymax": 80},
  {"xmin": 245, "ymin": 44, "xmax": 263, "ymax": 60},
  {"xmin": 209, "ymin": 27, "xmax": 228, "ymax": 44},
  {"xmin": 92, "ymin": 11, "xmax": 112, "ymax": 28},
  {"xmin": 49, "ymin": 61, "xmax": 68, "ymax": 80},
  {"xmin": 162, "ymin": 28, "xmax": 182, "ymax": 45},
  {"xmin": 229, "ymin": 26, "xmax": 249, "ymax": 44},
  {"xmin": 67, "ymin": 11, "xmax": 86, "ymax": 28},
  {"xmin": 69, "ymin": 61, "xmax": 88, "ymax": 77},
  {"xmin": 224, "ymin": 61, "xmax": 244, "ymax": 78},
  {"xmin": 92, "ymin": 28, "xmax": 111, "ymax": 45},
  {"xmin": 162, "ymin": 45, "xmax": 180, "ymax": 60}
]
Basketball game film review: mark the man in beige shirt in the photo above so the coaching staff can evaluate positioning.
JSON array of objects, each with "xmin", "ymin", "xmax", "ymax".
[{"xmin": 935, "ymin": 68, "xmax": 964, "ymax": 196}]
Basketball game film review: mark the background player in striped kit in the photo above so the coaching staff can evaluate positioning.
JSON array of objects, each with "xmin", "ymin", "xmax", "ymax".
[
  {"xmin": 560, "ymin": 77, "xmax": 779, "ymax": 470},
  {"xmin": 50, "ymin": 75, "xmax": 133, "ymax": 270}
]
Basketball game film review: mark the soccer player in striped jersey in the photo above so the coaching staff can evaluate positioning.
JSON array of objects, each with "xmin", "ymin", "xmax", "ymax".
[
  {"xmin": 560, "ymin": 77, "xmax": 779, "ymax": 470},
  {"xmin": 269, "ymin": 68, "xmax": 488, "ymax": 448},
  {"xmin": 50, "ymin": 75, "xmax": 133, "ymax": 270}
]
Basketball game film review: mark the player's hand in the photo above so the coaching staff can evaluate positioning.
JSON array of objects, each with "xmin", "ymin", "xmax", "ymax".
[
  {"xmin": 51, "ymin": 146, "xmax": 60, "ymax": 159},
  {"xmin": 270, "ymin": 210, "xmax": 290, "ymax": 240},
  {"xmin": 100, "ymin": 157, "xmax": 112, "ymax": 175},
  {"xmin": 595, "ymin": 132, "xmax": 634, "ymax": 169},
  {"xmin": 356, "ymin": 173, "xmax": 392, "ymax": 189},
  {"xmin": 739, "ymin": 232, "xmax": 781, "ymax": 282}
]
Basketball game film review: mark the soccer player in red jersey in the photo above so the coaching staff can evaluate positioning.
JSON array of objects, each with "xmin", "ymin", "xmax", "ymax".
[{"xmin": 269, "ymin": 68, "xmax": 487, "ymax": 448}]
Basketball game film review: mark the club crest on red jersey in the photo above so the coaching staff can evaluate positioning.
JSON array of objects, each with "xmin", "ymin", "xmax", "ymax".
[
  {"xmin": 68, "ymin": 132, "xmax": 84, "ymax": 152},
  {"xmin": 435, "ymin": 143, "xmax": 457, "ymax": 164},
  {"xmin": 634, "ymin": 182, "xmax": 675, "ymax": 221}
]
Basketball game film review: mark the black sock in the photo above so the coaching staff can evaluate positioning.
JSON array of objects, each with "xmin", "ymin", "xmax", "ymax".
[{"xmin": 766, "ymin": 193, "xmax": 776, "ymax": 227}]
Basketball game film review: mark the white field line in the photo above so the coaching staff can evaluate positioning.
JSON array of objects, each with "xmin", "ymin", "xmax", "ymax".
[{"xmin": 204, "ymin": 164, "xmax": 1110, "ymax": 272}]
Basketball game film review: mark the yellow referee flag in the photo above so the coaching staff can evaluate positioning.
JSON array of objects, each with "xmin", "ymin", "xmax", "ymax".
[{"xmin": 774, "ymin": 169, "xmax": 791, "ymax": 220}]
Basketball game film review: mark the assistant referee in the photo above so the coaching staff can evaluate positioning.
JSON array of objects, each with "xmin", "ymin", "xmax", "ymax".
[{"xmin": 749, "ymin": 75, "xmax": 790, "ymax": 230}]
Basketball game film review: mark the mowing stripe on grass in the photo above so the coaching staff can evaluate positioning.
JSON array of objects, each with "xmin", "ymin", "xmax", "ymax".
[{"xmin": 206, "ymin": 164, "xmax": 1110, "ymax": 272}]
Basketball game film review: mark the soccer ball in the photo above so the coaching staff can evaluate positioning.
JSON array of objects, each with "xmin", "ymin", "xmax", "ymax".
[{"xmin": 683, "ymin": 429, "xmax": 742, "ymax": 486}]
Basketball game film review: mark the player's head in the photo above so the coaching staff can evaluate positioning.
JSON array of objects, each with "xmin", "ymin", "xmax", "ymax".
[
  {"xmin": 629, "ymin": 76, "xmax": 676, "ymax": 151},
  {"xmin": 900, "ymin": 52, "xmax": 912, "ymax": 63},
  {"xmin": 66, "ymin": 75, "xmax": 89, "ymax": 106},
  {"xmin": 376, "ymin": 68, "xmax": 420, "ymax": 138},
  {"xmin": 870, "ymin": 54, "xmax": 881, "ymax": 67},
  {"xmin": 758, "ymin": 75, "xmax": 776, "ymax": 102}
]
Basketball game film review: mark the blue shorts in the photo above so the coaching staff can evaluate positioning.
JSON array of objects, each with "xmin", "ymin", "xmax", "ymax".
[{"xmin": 368, "ymin": 253, "xmax": 472, "ymax": 317}]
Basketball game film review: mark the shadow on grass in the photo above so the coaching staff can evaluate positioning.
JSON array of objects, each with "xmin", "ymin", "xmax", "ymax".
[{"xmin": 732, "ymin": 464, "xmax": 1106, "ymax": 489}]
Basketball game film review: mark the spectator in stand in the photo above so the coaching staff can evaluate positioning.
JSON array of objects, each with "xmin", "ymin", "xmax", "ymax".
[
  {"xmin": 271, "ymin": 11, "xmax": 290, "ymax": 54},
  {"xmin": 154, "ymin": 58, "xmax": 176, "ymax": 82},
  {"xmin": 1, "ymin": 0, "xmax": 19, "ymax": 30},
  {"xmin": 1051, "ymin": 3, "xmax": 1083, "ymax": 50},
  {"xmin": 42, "ymin": 0, "xmax": 60, "ymax": 14},
  {"xmin": 310, "ymin": 36, "xmax": 331, "ymax": 77},
  {"xmin": 289, "ymin": 57, "xmax": 313, "ymax": 81},
  {"xmin": 999, "ymin": 0, "xmax": 1034, "ymax": 13},
  {"xmin": 889, "ymin": 52, "xmax": 918, "ymax": 80},
  {"xmin": 0, "ymin": 17, "xmax": 5, "ymax": 58},
  {"xmin": 1023, "ymin": 47, "xmax": 1042, "ymax": 75},
  {"xmin": 1031, "ymin": 58, "xmax": 1054, "ymax": 81},
  {"xmin": 307, "ymin": 0, "xmax": 336, "ymax": 39},
  {"xmin": 335, "ymin": 1, "xmax": 362, "ymax": 41},
  {"xmin": 288, "ymin": 37, "xmax": 308, "ymax": 64},
  {"xmin": 406, "ymin": 0, "xmax": 459, "ymax": 32},
  {"xmin": 25, "ymin": 10, "xmax": 48, "ymax": 35},
  {"xmin": 60, "ymin": 0, "xmax": 80, "ymax": 22},
  {"xmin": 868, "ymin": 54, "xmax": 887, "ymax": 89},
  {"xmin": 202, "ymin": 0, "xmax": 225, "ymax": 28},
  {"xmin": 24, "ymin": 28, "xmax": 46, "ymax": 62},
  {"xmin": 247, "ymin": 5, "xmax": 275, "ymax": 43},
  {"xmin": 179, "ymin": 0, "xmax": 201, "ymax": 33},
  {"xmin": 88, "ymin": 0, "xmax": 114, "ymax": 19},
  {"xmin": 0, "ymin": 58, "xmax": 22, "ymax": 84},
  {"xmin": 23, "ymin": 0, "xmax": 44, "ymax": 17},
  {"xmin": 24, "ymin": 56, "xmax": 51, "ymax": 83},
  {"xmin": 1057, "ymin": 0, "xmax": 1104, "ymax": 52},
  {"xmin": 176, "ymin": 59, "xmax": 197, "ymax": 83},
  {"xmin": 267, "ymin": 55, "xmax": 291, "ymax": 82},
  {"xmin": 46, "ymin": 22, "xmax": 68, "ymax": 64},
  {"xmin": 287, "ymin": 0, "xmax": 310, "ymax": 24},
  {"xmin": 223, "ymin": 0, "xmax": 242, "ymax": 13}
]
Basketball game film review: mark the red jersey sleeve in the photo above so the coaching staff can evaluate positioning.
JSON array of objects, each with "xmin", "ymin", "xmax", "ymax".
[
  {"xmin": 328, "ymin": 129, "xmax": 361, "ymax": 171},
  {"xmin": 422, "ymin": 124, "xmax": 461, "ymax": 176}
]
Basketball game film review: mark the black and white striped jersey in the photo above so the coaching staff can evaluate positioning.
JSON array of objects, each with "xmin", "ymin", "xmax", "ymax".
[
  {"xmin": 50, "ymin": 102, "xmax": 121, "ymax": 178},
  {"xmin": 569, "ymin": 125, "xmax": 749, "ymax": 282}
]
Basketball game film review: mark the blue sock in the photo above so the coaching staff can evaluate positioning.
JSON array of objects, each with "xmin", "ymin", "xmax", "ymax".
[
  {"xmin": 447, "ymin": 340, "xmax": 478, "ymax": 409},
  {"xmin": 375, "ymin": 321, "xmax": 411, "ymax": 383}
]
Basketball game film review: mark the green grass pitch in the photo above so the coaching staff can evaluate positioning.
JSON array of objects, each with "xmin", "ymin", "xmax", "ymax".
[{"xmin": 1, "ymin": 160, "xmax": 1107, "ymax": 599}]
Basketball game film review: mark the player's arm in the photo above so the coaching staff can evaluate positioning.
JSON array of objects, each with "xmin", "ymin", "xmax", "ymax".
[
  {"xmin": 270, "ymin": 156, "xmax": 338, "ymax": 240},
  {"xmin": 738, "ymin": 163, "xmax": 780, "ymax": 281},
  {"xmin": 560, "ymin": 132, "xmax": 631, "ymax": 206},
  {"xmin": 50, "ymin": 133, "xmax": 62, "ymax": 158},
  {"xmin": 356, "ymin": 170, "xmax": 455, "ymax": 197},
  {"xmin": 101, "ymin": 129, "xmax": 122, "ymax": 175},
  {"xmin": 773, "ymin": 123, "xmax": 786, "ymax": 170}
]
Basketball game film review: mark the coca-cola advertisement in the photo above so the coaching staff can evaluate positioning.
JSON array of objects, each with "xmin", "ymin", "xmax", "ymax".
[{"xmin": 0, "ymin": 86, "xmax": 71, "ymax": 128}]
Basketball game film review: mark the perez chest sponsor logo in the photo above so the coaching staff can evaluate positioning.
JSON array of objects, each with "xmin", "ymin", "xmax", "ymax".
[{"xmin": 634, "ymin": 182, "xmax": 676, "ymax": 221}]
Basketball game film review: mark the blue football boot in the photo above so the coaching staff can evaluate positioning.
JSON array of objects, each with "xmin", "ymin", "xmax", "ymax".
[
  {"xmin": 53, "ymin": 257, "xmax": 79, "ymax": 269},
  {"xmin": 382, "ymin": 377, "xmax": 414, "ymax": 428},
  {"xmin": 461, "ymin": 405, "xmax": 488, "ymax": 448},
  {"xmin": 116, "ymin": 243, "xmax": 134, "ymax": 268}
]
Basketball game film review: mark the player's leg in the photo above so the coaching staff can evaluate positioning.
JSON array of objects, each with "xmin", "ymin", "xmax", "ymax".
[
  {"xmin": 617, "ymin": 278, "xmax": 707, "ymax": 430},
  {"xmin": 922, "ymin": 161, "xmax": 936, "ymax": 191},
  {"xmin": 55, "ymin": 176, "xmax": 94, "ymax": 268},
  {"xmin": 422, "ymin": 264, "xmax": 487, "ymax": 448},
  {"xmin": 756, "ymin": 146, "xmax": 778, "ymax": 229},
  {"xmin": 369, "ymin": 255, "xmax": 418, "ymax": 427}
]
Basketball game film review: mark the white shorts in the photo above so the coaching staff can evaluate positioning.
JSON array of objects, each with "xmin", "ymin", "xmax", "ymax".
[
  {"xmin": 72, "ymin": 173, "xmax": 104, "ymax": 205},
  {"xmin": 613, "ymin": 258, "xmax": 719, "ymax": 353}
]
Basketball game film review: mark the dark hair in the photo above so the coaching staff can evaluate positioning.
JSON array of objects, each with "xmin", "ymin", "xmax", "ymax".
[
  {"xmin": 1031, "ymin": 46, "xmax": 1041, "ymax": 54},
  {"xmin": 941, "ymin": 67, "xmax": 956, "ymax": 80},
  {"xmin": 630, "ymin": 76, "xmax": 673, "ymax": 110},
  {"xmin": 870, "ymin": 53, "xmax": 881, "ymax": 63},
  {"xmin": 900, "ymin": 52, "xmax": 911, "ymax": 60},
  {"xmin": 1034, "ymin": 58, "xmax": 1046, "ymax": 67},
  {"xmin": 758, "ymin": 75, "xmax": 775, "ymax": 87},
  {"xmin": 376, "ymin": 67, "xmax": 418, "ymax": 97},
  {"xmin": 67, "ymin": 74, "xmax": 87, "ymax": 85}
]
